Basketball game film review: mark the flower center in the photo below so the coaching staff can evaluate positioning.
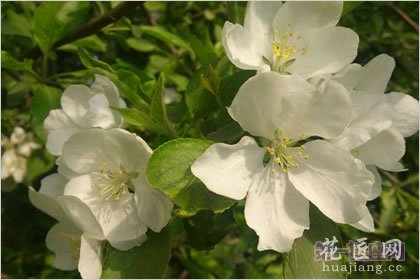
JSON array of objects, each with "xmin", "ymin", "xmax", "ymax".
[
  {"xmin": 265, "ymin": 131, "xmax": 309, "ymax": 174},
  {"xmin": 270, "ymin": 23, "xmax": 308, "ymax": 73},
  {"xmin": 91, "ymin": 163, "xmax": 138, "ymax": 201}
]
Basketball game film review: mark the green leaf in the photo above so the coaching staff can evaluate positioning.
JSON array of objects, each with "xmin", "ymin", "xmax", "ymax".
[
  {"xmin": 127, "ymin": 37, "xmax": 156, "ymax": 52},
  {"xmin": 101, "ymin": 227, "xmax": 171, "ymax": 278},
  {"xmin": 219, "ymin": 70, "xmax": 255, "ymax": 106},
  {"xmin": 77, "ymin": 47, "xmax": 115, "ymax": 74},
  {"xmin": 139, "ymin": 25, "xmax": 192, "ymax": 53},
  {"xmin": 113, "ymin": 107, "xmax": 161, "ymax": 133},
  {"xmin": 2, "ymin": 10, "xmax": 33, "ymax": 38},
  {"xmin": 151, "ymin": 74, "xmax": 177, "ymax": 138},
  {"xmin": 283, "ymin": 205, "xmax": 346, "ymax": 279},
  {"xmin": 30, "ymin": 84, "xmax": 62, "ymax": 141},
  {"xmin": 342, "ymin": 2, "xmax": 363, "ymax": 15},
  {"xmin": 206, "ymin": 121, "xmax": 245, "ymax": 143},
  {"xmin": 184, "ymin": 208, "xmax": 236, "ymax": 250},
  {"xmin": 58, "ymin": 35, "xmax": 107, "ymax": 53},
  {"xmin": 26, "ymin": 149, "xmax": 56, "ymax": 183},
  {"xmin": 33, "ymin": 2, "xmax": 89, "ymax": 55},
  {"xmin": 146, "ymin": 138, "xmax": 235, "ymax": 216},
  {"xmin": 1, "ymin": 51, "xmax": 33, "ymax": 71},
  {"xmin": 378, "ymin": 188, "xmax": 398, "ymax": 233}
]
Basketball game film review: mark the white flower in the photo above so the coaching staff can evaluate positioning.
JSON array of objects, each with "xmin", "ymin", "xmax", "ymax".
[
  {"xmin": 28, "ymin": 173, "xmax": 103, "ymax": 279},
  {"xmin": 222, "ymin": 1, "xmax": 359, "ymax": 78},
  {"xmin": 1, "ymin": 127, "xmax": 40, "ymax": 183},
  {"xmin": 329, "ymin": 54, "xmax": 419, "ymax": 232},
  {"xmin": 59, "ymin": 128, "xmax": 173, "ymax": 251},
  {"xmin": 191, "ymin": 72, "xmax": 374, "ymax": 252},
  {"xmin": 43, "ymin": 75, "xmax": 126, "ymax": 156}
]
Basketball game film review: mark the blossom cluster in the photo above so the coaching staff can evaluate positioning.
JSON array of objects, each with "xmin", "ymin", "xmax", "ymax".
[
  {"xmin": 29, "ymin": 75, "xmax": 173, "ymax": 278},
  {"xmin": 26, "ymin": 1, "xmax": 419, "ymax": 277},
  {"xmin": 192, "ymin": 1, "xmax": 419, "ymax": 252}
]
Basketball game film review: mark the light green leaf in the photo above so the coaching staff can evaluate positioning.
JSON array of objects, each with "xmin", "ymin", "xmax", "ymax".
[
  {"xmin": 1, "ymin": 10, "xmax": 33, "ymax": 38},
  {"xmin": 58, "ymin": 35, "xmax": 107, "ymax": 53},
  {"xmin": 342, "ymin": 2, "xmax": 363, "ymax": 15},
  {"xmin": 26, "ymin": 149, "xmax": 56, "ymax": 183},
  {"xmin": 33, "ymin": 2, "xmax": 89, "ymax": 55},
  {"xmin": 101, "ymin": 227, "xmax": 171, "ymax": 278},
  {"xmin": 112, "ymin": 107, "xmax": 161, "ymax": 133},
  {"xmin": 283, "ymin": 205, "xmax": 346, "ymax": 279},
  {"xmin": 146, "ymin": 138, "xmax": 235, "ymax": 217},
  {"xmin": 77, "ymin": 47, "xmax": 115, "ymax": 74},
  {"xmin": 1, "ymin": 51, "xmax": 33, "ymax": 71},
  {"xmin": 30, "ymin": 84, "xmax": 62, "ymax": 141},
  {"xmin": 127, "ymin": 37, "xmax": 156, "ymax": 52},
  {"xmin": 139, "ymin": 25, "xmax": 192, "ymax": 53}
]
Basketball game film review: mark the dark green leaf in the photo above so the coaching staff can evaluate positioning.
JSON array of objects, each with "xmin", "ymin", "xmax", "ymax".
[
  {"xmin": 102, "ymin": 227, "xmax": 171, "ymax": 278},
  {"xmin": 112, "ymin": 107, "xmax": 161, "ymax": 133},
  {"xmin": 77, "ymin": 47, "xmax": 115, "ymax": 74},
  {"xmin": 139, "ymin": 25, "xmax": 192, "ymax": 53},
  {"xmin": 1, "ymin": 51, "xmax": 33, "ymax": 71},
  {"xmin": 284, "ymin": 205, "xmax": 346, "ymax": 279},
  {"xmin": 127, "ymin": 37, "xmax": 156, "ymax": 52},
  {"xmin": 34, "ymin": 2, "xmax": 89, "ymax": 55},
  {"xmin": 2, "ymin": 10, "xmax": 33, "ymax": 38},
  {"xmin": 30, "ymin": 84, "xmax": 62, "ymax": 141},
  {"xmin": 146, "ymin": 138, "xmax": 235, "ymax": 216},
  {"xmin": 26, "ymin": 149, "xmax": 55, "ymax": 183},
  {"xmin": 184, "ymin": 208, "xmax": 236, "ymax": 250},
  {"xmin": 342, "ymin": 2, "xmax": 363, "ymax": 15}
]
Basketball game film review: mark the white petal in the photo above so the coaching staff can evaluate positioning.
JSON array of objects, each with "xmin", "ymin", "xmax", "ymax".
[
  {"xmin": 56, "ymin": 157, "xmax": 81, "ymax": 179},
  {"xmin": 289, "ymin": 27, "xmax": 359, "ymax": 79},
  {"xmin": 133, "ymin": 177, "xmax": 173, "ymax": 232},
  {"xmin": 228, "ymin": 73, "xmax": 351, "ymax": 139},
  {"xmin": 46, "ymin": 128, "xmax": 80, "ymax": 156},
  {"xmin": 244, "ymin": 1, "xmax": 283, "ymax": 62},
  {"xmin": 245, "ymin": 164, "xmax": 309, "ymax": 252},
  {"xmin": 222, "ymin": 22, "xmax": 265, "ymax": 71},
  {"xmin": 191, "ymin": 136, "xmax": 265, "ymax": 200},
  {"xmin": 46, "ymin": 222, "xmax": 81, "ymax": 270},
  {"xmin": 385, "ymin": 92, "xmax": 419, "ymax": 137},
  {"xmin": 331, "ymin": 101, "xmax": 393, "ymax": 151},
  {"xmin": 28, "ymin": 173, "xmax": 68, "ymax": 221},
  {"xmin": 58, "ymin": 191, "xmax": 105, "ymax": 240},
  {"xmin": 62, "ymin": 128, "xmax": 152, "ymax": 174},
  {"xmin": 351, "ymin": 209, "xmax": 375, "ymax": 232},
  {"xmin": 78, "ymin": 234, "xmax": 102, "ymax": 279},
  {"xmin": 44, "ymin": 109, "xmax": 78, "ymax": 133},
  {"xmin": 109, "ymin": 233, "xmax": 148, "ymax": 251},
  {"xmin": 332, "ymin": 63, "xmax": 363, "ymax": 92},
  {"xmin": 367, "ymin": 166, "xmax": 382, "ymax": 201},
  {"xmin": 272, "ymin": 1, "xmax": 342, "ymax": 35},
  {"xmin": 64, "ymin": 175, "xmax": 148, "ymax": 249},
  {"xmin": 86, "ymin": 94, "xmax": 117, "ymax": 129},
  {"xmin": 357, "ymin": 128, "xmax": 406, "ymax": 172},
  {"xmin": 288, "ymin": 140, "xmax": 374, "ymax": 224},
  {"xmin": 60, "ymin": 85, "xmax": 94, "ymax": 127},
  {"xmin": 355, "ymin": 54, "xmax": 395, "ymax": 94},
  {"xmin": 90, "ymin": 74, "xmax": 121, "ymax": 107}
]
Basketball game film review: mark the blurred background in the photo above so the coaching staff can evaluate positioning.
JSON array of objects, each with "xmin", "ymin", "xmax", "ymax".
[{"xmin": 1, "ymin": 1, "xmax": 418, "ymax": 278}]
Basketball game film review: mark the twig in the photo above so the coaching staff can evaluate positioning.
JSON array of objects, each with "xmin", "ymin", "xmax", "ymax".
[
  {"xmin": 389, "ymin": 3, "xmax": 419, "ymax": 32},
  {"xmin": 23, "ymin": 2, "xmax": 142, "ymax": 59},
  {"xmin": 379, "ymin": 169, "xmax": 401, "ymax": 186}
]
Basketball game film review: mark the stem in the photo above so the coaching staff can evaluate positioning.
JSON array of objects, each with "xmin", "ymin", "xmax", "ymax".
[
  {"xmin": 42, "ymin": 54, "xmax": 48, "ymax": 78},
  {"xmin": 389, "ymin": 3, "xmax": 419, "ymax": 32}
]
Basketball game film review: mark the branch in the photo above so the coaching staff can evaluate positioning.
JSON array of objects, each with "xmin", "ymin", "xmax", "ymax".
[
  {"xmin": 389, "ymin": 3, "xmax": 419, "ymax": 32},
  {"xmin": 24, "ymin": 2, "xmax": 143, "ymax": 59}
]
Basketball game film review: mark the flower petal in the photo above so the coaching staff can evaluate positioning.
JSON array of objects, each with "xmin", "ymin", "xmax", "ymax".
[
  {"xmin": 351, "ymin": 209, "xmax": 375, "ymax": 232},
  {"xmin": 385, "ymin": 92, "xmax": 419, "ymax": 137},
  {"xmin": 288, "ymin": 140, "xmax": 374, "ymax": 224},
  {"xmin": 78, "ymin": 234, "xmax": 103, "ymax": 279},
  {"xmin": 28, "ymin": 173, "xmax": 68, "ymax": 221},
  {"xmin": 332, "ymin": 63, "xmax": 363, "ymax": 92},
  {"xmin": 191, "ymin": 136, "xmax": 265, "ymax": 200},
  {"xmin": 62, "ymin": 128, "xmax": 152, "ymax": 174},
  {"xmin": 330, "ymin": 101, "xmax": 393, "ymax": 151},
  {"xmin": 222, "ymin": 22, "xmax": 265, "ymax": 71},
  {"xmin": 60, "ymin": 85, "xmax": 94, "ymax": 127},
  {"xmin": 367, "ymin": 165, "xmax": 382, "ymax": 201},
  {"xmin": 44, "ymin": 109, "xmax": 78, "ymax": 133},
  {"xmin": 245, "ymin": 164, "xmax": 309, "ymax": 252},
  {"xmin": 46, "ymin": 222, "xmax": 81, "ymax": 270},
  {"xmin": 90, "ymin": 74, "xmax": 121, "ymax": 107},
  {"xmin": 46, "ymin": 128, "xmax": 81, "ymax": 156},
  {"xmin": 272, "ymin": 1, "xmax": 342, "ymax": 35},
  {"xmin": 357, "ymin": 128, "xmax": 406, "ymax": 172},
  {"xmin": 133, "ymin": 176, "xmax": 173, "ymax": 232},
  {"xmin": 64, "ymin": 174, "xmax": 148, "ymax": 250},
  {"xmin": 228, "ymin": 73, "xmax": 351, "ymax": 139},
  {"xmin": 86, "ymin": 94, "xmax": 117, "ymax": 129},
  {"xmin": 289, "ymin": 27, "xmax": 359, "ymax": 79}
]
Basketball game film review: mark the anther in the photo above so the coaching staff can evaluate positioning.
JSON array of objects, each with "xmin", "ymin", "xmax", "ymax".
[{"xmin": 274, "ymin": 157, "xmax": 281, "ymax": 164}]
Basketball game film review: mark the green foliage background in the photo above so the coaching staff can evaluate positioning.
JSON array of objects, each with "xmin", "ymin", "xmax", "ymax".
[{"xmin": 1, "ymin": 1, "xmax": 418, "ymax": 279}]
